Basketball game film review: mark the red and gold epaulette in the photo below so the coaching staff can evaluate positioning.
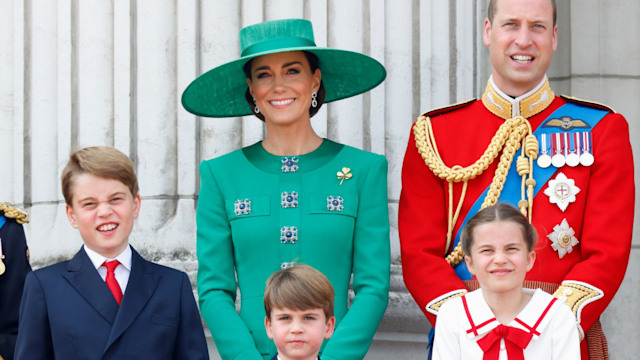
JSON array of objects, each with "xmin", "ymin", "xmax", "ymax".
[
  {"xmin": 419, "ymin": 98, "xmax": 476, "ymax": 119},
  {"xmin": 560, "ymin": 94, "xmax": 616, "ymax": 114}
]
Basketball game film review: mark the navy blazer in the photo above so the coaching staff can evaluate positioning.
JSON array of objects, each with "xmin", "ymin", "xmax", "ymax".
[
  {"xmin": 15, "ymin": 246, "xmax": 209, "ymax": 359},
  {"xmin": 0, "ymin": 216, "xmax": 31, "ymax": 360}
]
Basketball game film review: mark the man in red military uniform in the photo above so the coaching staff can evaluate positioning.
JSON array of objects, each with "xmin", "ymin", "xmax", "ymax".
[{"xmin": 399, "ymin": 0, "xmax": 635, "ymax": 359}]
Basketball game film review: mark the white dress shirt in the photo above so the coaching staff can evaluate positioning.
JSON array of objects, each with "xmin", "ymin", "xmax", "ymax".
[{"xmin": 83, "ymin": 244, "xmax": 132, "ymax": 295}]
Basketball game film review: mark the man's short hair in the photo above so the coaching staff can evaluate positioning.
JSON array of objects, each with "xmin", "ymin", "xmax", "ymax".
[
  {"xmin": 264, "ymin": 264, "xmax": 334, "ymax": 320},
  {"xmin": 61, "ymin": 146, "xmax": 139, "ymax": 205},
  {"xmin": 488, "ymin": 0, "xmax": 557, "ymax": 26}
]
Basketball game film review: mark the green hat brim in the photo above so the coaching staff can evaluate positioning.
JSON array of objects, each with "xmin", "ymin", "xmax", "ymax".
[{"xmin": 181, "ymin": 47, "xmax": 386, "ymax": 118}]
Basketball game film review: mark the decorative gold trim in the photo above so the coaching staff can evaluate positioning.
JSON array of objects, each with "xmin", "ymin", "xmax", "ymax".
[
  {"xmin": 560, "ymin": 94, "xmax": 616, "ymax": 113},
  {"xmin": 553, "ymin": 281, "xmax": 604, "ymax": 340},
  {"xmin": 413, "ymin": 114, "xmax": 538, "ymax": 266},
  {"xmin": 520, "ymin": 83, "xmax": 554, "ymax": 118},
  {"xmin": 426, "ymin": 289, "xmax": 467, "ymax": 315},
  {"xmin": 0, "ymin": 202, "xmax": 29, "ymax": 224},
  {"xmin": 482, "ymin": 78, "xmax": 554, "ymax": 119},
  {"xmin": 418, "ymin": 98, "xmax": 476, "ymax": 120},
  {"xmin": 482, "ymin": 83, "xmax": 512, "ymax": 119}
]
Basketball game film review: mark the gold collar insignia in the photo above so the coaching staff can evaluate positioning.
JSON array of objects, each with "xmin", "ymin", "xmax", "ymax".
[{"xmin": 482, "ymin": 77, "xmax": 555, "ymax": 119}]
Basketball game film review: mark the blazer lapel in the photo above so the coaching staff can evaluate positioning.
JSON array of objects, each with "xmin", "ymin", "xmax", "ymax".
[
  {"xmin": 104, "ymin": 247, "xmax": 159, "ymax": 352},
  {"xmin": 62, "ymin": 248, "xmax": 119, "ymax": 324}
]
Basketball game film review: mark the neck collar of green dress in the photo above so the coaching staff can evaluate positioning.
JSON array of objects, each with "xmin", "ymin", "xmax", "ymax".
[{"xmin": 243, "ymin": 138, "xmax": 343, "ymax": 174}]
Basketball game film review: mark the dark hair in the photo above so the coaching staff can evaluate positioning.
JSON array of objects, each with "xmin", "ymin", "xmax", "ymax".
[
  {"xmin": 264, "ymin": 264, "xmax": 334, "ymax": 320},
  {"xmin": 461, "ymin": 203, "xmax": 537, "ymax": 256},
  {"xmin": 61, "ymin": 146, "xmax": 139, "ymax": 205},
  {"xmin": 243, "ymin": 51, "xmax": 326, "ymax": 121},
  {"xmin": 488, "ymin": 0, "xmax": 557, "ymax": 26}
]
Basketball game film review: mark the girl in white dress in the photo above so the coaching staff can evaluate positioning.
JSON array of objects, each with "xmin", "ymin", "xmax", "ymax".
[{"xmin": 432, "ymin": 203, "xmax": 580, "ymax": 359}]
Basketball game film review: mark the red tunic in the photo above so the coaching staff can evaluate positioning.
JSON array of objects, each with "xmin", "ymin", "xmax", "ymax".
[{"xmin": 399, "ymin": 78, "xmax": 635, "ymax": 359}]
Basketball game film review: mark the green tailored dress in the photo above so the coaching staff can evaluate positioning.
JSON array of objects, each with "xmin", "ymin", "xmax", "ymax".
[{"xmin": 196, "ymin": 139, "xmax": 390, "ymax": 360}]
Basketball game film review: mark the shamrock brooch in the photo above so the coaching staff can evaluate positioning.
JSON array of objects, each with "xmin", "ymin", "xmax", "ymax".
[{"xmin": 337, "ymin": 167, "xmax": 353, "ymax": 185}]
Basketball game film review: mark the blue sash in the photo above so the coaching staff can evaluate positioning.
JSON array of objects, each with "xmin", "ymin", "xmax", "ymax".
[
  {"xmin": 0, "ymin": 216, "xmax": 6, "ymax": 230},
  {"xmin": 452, "ymin": 103, "xmax": 608, "ymax": 278}
]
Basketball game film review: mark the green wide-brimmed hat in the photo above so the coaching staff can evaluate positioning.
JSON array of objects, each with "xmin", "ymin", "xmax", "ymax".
[{"xmin": 181, "ymin": 18, "xmax": 386, "ymax": 118}]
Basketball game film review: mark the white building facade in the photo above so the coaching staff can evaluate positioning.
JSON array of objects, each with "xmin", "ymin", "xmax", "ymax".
[{"xmin": 1, "ymin": 1, "xmax": 638, "ymax": 358}]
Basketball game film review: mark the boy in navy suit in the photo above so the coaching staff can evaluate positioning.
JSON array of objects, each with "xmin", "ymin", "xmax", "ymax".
[
  {"xmin": 15, "ymin": 146, "xmax": 209, "ymax": 359},
  {"xmin": 263, "ymin": 264, "xmax": 335, "ymax": 360}
]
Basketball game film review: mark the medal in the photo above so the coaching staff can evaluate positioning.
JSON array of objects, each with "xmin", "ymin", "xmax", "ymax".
[
  {"xmin": 565, "ymin": 132, "xmax": 580, "ymax": 167},
  {"xmin": 543, "ymin": 172, "xmax": 581, "ymax": 211},
  {"xmin": 547, "ymin": 219, "xmax": 579, "ymax": 259},
  {"xmin": 537, "ymin": 133, "xmax": 552, "ymax": 168},
  {"xmin": 0, "ymin": 237, "xmax": 4, "ymax": 275},
  {"xmin": 579, "ymin": 132, "xmax": 594, "ymax": 166},
  {"xmin": 551, "ymin": 133, "xmax": 566, "ymax": 168}
]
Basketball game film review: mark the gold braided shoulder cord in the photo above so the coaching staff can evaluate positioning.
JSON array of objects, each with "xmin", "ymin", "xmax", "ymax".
[
  {"xmin": 413, "ymin": 115, "xmax": 538, "ymax": 266},
  {"xmin": 0, "ymin": 202, "xmax": 30, "ymax": 224}
]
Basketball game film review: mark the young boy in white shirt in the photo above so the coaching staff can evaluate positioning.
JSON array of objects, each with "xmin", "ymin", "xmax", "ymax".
[{"xmin": 15, "ymin": 146, "xmax": 209, "ymax": 359}]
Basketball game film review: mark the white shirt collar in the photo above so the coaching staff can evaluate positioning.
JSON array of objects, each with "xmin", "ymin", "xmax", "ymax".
[{"xmin": 84, "ymin": 244, "xmax": 132, "ymax": 271}]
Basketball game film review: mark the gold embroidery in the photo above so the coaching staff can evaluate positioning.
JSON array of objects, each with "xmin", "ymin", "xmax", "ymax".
[
  {"xmin": 427, "ymin": 290, "xmax": 467, "ymax": 315},
  {"xmin": 415, "ymin": 78, "xmax": 558, "ymax": 267},
  {"xmin": 482, "ymin": 78, "xmax": 555, "ymax": 119},
  {"xmin": 560, "ymin": 94, "xmax": 616, "ymax": 113},
  {"xmin": 553, "ymin": 281, "xmax": 604, "ymax": 340},
  {"xmin": 413, "ymin": 115, "xmax": 538, "ymax": 265},
  {"xmin": 482, "ymin": 84, "xmax": 512, "ymax": 119},
  {"xmin": 520, "ymin": 85, "xmax": 553, "ymax": 118},
  {"xmin": 418, "ymin": 98, "xmax": 476, "ymax": 120},
  {"xmin": 553, "ymin": 282, "xmax": 603, "ymax": 318}
]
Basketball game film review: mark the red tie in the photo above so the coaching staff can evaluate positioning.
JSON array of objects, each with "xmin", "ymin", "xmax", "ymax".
[
  {"xmin": 476, "ymin": 324, "xmax": 533, "ymax": 360},
  {"xmin": 103, "ymin": 260, "xmax": 123, "ymax": 305}
]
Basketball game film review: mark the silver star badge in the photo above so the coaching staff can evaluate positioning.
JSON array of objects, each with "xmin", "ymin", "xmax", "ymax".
[
  {"xmin": 547, "ymin": 219, "xmax": 579, "ymax": 259},
  {"xmin": 543, "ymin": 172, "xmax": 580, "ymax": 212}
]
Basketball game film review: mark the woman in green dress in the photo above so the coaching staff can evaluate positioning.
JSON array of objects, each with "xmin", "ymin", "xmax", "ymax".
[{"xmin": 181, "ymin": 18, "xmax": 390, "ymax": 360}]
